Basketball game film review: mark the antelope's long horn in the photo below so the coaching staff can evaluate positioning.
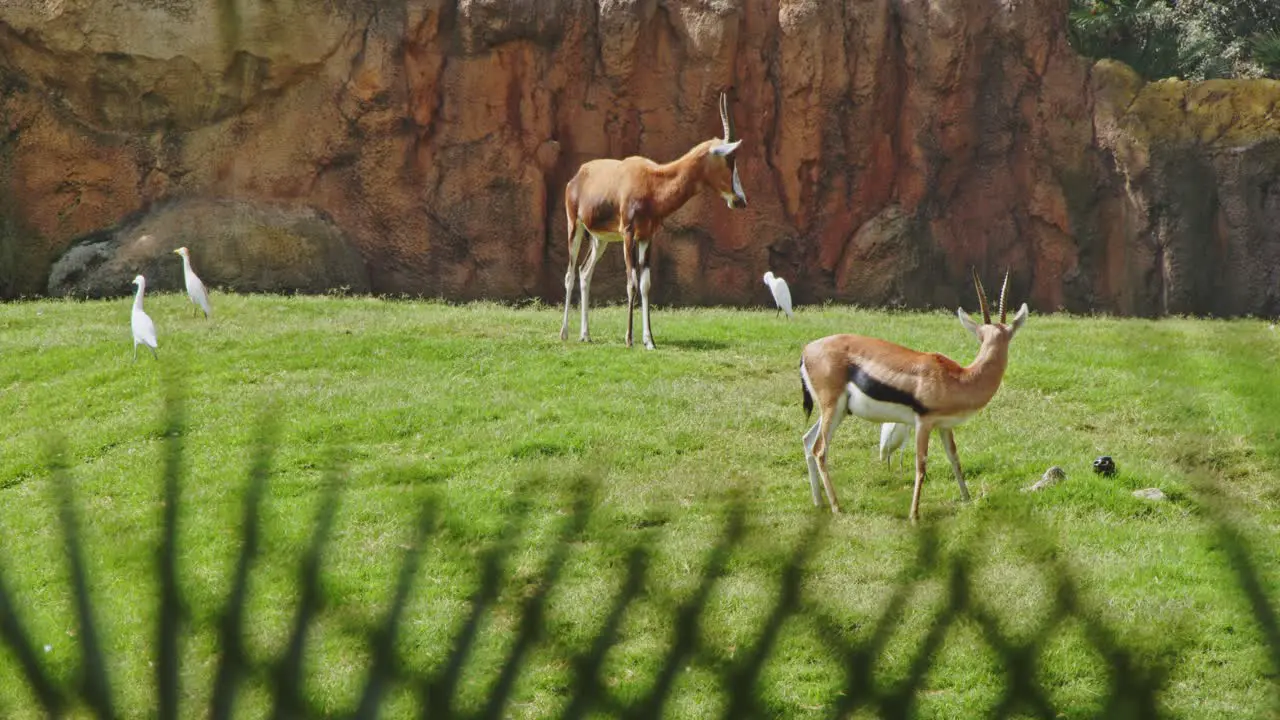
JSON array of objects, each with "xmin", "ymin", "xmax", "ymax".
[
  {"xmin": 998, "ymin": 269, "xmax": 1010, "ymax": 324},
  {"xmin": 972, "ymin": 268, "xmax": 991, "ymax": 325},
  {"xmin": 719, "ymin": 90, "xmax": 736, "ymax": 142}
]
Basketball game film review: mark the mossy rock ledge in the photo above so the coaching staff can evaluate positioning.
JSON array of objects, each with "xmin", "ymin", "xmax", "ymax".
[{"xmin": 1089, "ymin": 59, "xmax": 1280, "ymax": 317}]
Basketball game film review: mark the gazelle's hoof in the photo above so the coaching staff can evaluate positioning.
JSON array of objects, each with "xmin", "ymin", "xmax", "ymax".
[
  {"xmin": 559, "ymin": 329, "xmax": 569, "ymax": 341},
  {"xmin": 643, "ymin": 341, "xmax": 656, "ymax": 351},
  {"xmin": 579, "ymin": 335, "xmax": 591, "ymax": 343}
]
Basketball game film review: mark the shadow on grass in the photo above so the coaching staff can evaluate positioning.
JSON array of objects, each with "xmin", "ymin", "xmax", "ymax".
[
  {"xmin": 659, "ymin": 338, "xmax": 731, "ymax": 352},
  {"xmin": 0, "ymin": 378, "xmax": 1277, "ymax": 718}
]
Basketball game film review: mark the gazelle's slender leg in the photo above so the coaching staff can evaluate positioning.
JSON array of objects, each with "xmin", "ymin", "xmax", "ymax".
[
  {"xmin": 910, "ymin": 419, "xmax": 933, "ymax": 522},
  {"xmin": 623, "ymin": 228, "xmax": 637, "ymax": 348},
  {"xmin": 811, "ymin": 394, "xmax": 848, "ymax": 513},
  {"xmin": 802, "ymin": 420, "xmax": 823, "ymax": 506},
  {"xmin": 940, "ymin": 429, "xmax": 970, "ymax": 502},
  {"xmin": 638, "ymin": 240, "xmax": 654, "ymax": 350},
  {"xmin": 578, "ymin": 234, "xmax": 602, "ymax": 342},
  {"xmin": 560, "ymin": 221, "xmax": 583, "ymax": 341}
]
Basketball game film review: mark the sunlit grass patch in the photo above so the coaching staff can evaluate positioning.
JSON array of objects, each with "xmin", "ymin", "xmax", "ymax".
[{"xmin": 0, "ymin": 297, "xmax": 1277, "ymax": 717}]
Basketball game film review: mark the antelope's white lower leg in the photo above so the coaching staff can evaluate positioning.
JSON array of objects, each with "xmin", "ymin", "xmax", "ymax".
[
  {"xmin": 638, "ymin": 241, "xmax": 654, "ymax": 350},
  {"xmin": 578, "ymin": 234, "xmax": 601, "ymax": 342},
  {"xmin": 623, "ymin": 232, "xmax": 637, "ymax": 347},
  {"xmin": 560, "ymin": 224, "xmax": 583, "ymax": 341}
]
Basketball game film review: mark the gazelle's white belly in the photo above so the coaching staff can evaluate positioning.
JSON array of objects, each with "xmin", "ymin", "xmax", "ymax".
[
  {"xmin": 843, "ymin": 383, "xmax": 977, "ymax": 429},
  {"xmin": 844, "ymin": 383, "xmax": 917, "ymax": 424}
]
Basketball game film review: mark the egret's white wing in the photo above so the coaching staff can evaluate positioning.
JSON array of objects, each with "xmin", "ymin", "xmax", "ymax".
[
  {"xmin": 879, "ymin": 422, "xmax": 908, "ymax": 460},
  {"xmin": 186, "ymin": 270, "xmax": 212, "ymax": 317},
  {"xmin": 879, "ymin": 423, "xmax": 896, "ymax": 460},
  {"xmin": 773, "ymin": 278, "xmax": 793, "ymax": 318},
  {"xmin": 133, "ymin": 309, "xmax": 158, "ymax": 349}
]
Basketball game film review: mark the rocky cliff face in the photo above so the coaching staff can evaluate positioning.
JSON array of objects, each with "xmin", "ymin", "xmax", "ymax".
[{"xmin": 2, "ymin": 0, "xmax": 1278, "ymax": 316}]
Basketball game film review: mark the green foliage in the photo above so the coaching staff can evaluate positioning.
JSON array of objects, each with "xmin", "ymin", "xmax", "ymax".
[
  {"xmin": 1068, "ymin": 0, "xmax": 1184, "ymax": 80},
  {"xmin": 1068, "ymin": 0, "xmax": 1280, "ymax": 79},
  {"xmin": 0, "ymin": 298, "xmax": 1279, "ymax": 716},
  {"xmin": 1252, "ymin": 31, "xmax": 1280, "ymax": 74}
]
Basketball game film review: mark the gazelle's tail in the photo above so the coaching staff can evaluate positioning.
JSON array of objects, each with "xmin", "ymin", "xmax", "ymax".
[{"xmin": 800, "ymin": 358, "xmax": 813, "ymax": 419}]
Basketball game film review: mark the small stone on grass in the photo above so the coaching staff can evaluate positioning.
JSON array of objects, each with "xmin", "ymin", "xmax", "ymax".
[{"xmin": 1023, "ymin": 465, "xmax": 1066, "ymax": 492}]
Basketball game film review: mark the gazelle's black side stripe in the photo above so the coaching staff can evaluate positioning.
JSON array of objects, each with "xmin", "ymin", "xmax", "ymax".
[{"xmin": 848, "ymin": 363, "xmax": 930, "ymax": 415}]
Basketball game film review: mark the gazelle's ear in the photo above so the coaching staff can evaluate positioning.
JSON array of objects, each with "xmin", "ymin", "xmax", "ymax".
[
  {"xmin": 709, "ymin": 139, "xmax": 742, "ymax": 157},
  {"xmin": 956, "ymin": 307, "xmax": 981, "ymax": 339},
  {"xmin": 1009, "ymin": 303, "xmax": 1029, "ymax": 337}
]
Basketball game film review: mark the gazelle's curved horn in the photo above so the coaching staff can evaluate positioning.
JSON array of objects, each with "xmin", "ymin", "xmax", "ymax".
[
  {"xmin": 719, "ymin": 90, "xmax": 736, "ymax": 142},
  {"xmin": 998, "ymin": 269, "xmax": 1009, "ymax": 324},
  {"xmin": 971, "ymin": 268, "xmax": 991, "ymax": 325}
]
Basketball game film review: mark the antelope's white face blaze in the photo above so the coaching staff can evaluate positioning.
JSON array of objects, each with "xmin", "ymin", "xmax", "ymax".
[
  {"xmin": 731, "ymin": 163, "xmax": 746, "ymax": 206},
  {"xmin": 708, "ymin": 140, "xmax": 746, "ymax": 209},
  {"xmin": 719, "ymin": 162, "xmax": 746, "ymax": 208}
]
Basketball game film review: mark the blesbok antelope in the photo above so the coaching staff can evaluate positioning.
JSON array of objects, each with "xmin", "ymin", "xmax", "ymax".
[
  {"xmin": 799, "ymin": 271, "xmax": 1029, "ymax": 521},
  {"xmin": 559, "ymin": 91, "xmax": 748, "ymax": 349}
]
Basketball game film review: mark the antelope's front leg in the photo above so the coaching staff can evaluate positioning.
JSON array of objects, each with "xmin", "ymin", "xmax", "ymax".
[
  {"xmin": 622, "ymin": 229, "xmax": 637, "ymax": 348},
  {"xmin": 801, "ymin": 420, "xmax": 823, "ymax": 507},
  {"xmin": 578, "ymin": 234, "xmax": 601, "ymax": 342},
  {"xmin": 560, "ymin": 222, "xmax": 583, "ymax": 341},
  {"xmin": 940, "ymin": 429, "xmax": 969, "ymax": 502},
  {"xmin": 812, "ymin": 399, "xmax": 846, "ymax": 513},
  {"xmin": 909, "ymin": 420, "xmax": 932, "ymax": 522},
  {"xmin": 637, "ymin": 239, "xmax": 655, "ymax": 350}
]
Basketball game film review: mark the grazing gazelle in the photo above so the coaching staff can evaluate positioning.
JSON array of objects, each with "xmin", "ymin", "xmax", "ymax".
[
  {"xmin": 799, "ymin": 271, "xmax": 1029, "ymax": 521},
  {"xmin": 559, "ymin": 90, "xmax": 748, "ymax": 349}
]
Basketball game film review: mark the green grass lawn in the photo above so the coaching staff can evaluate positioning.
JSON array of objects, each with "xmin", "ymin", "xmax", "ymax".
[{"xmin": 1, "ymin": 294, "xmax": 1279, "ymax": 718}]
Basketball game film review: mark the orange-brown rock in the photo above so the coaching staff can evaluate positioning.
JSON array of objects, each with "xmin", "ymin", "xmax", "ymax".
[{"xmin": 2, "ymin": 0, "xmax": 1279, "ymax": 317}]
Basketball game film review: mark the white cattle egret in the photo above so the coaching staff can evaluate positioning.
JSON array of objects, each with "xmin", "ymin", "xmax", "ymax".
[
  {"xmin": 173, "ymin": 246, "xmax": 212, "ymax": 318},
  {"xmin": 879, "ymin": 422, "xmax": 910, "ymax": 470},
  {"xmin": 763, "ymin": 271, "xmax": 793, "ymax": 318},
  {"xmin": 130, "ymin": 275, "xmax": 158, "ymax": 361}
]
